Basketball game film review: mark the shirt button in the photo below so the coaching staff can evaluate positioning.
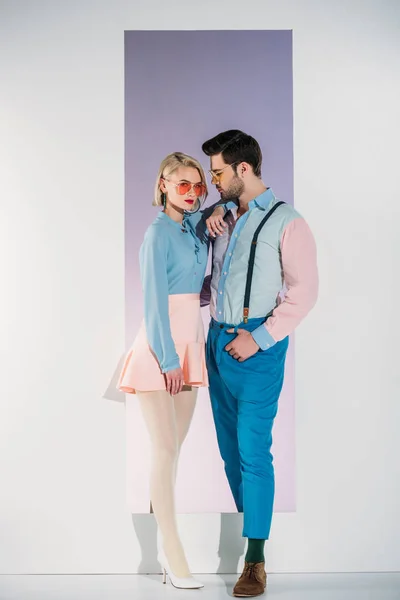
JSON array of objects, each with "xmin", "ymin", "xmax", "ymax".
[
  {"xmin": 224, "ymin": 272, "xmax": 227, "ymax": 275},
  {"xmin": 229, "ymin": 252, "xmax": 232, "ymax": 256},
  {"xmin": 218, "ymin": 311, "xmax": 222, "ymax": 314},
  {"xmin": 219, "ymin": 291, "xmax": 222, "ymax": 295},
  {"xmin": 235, "ymin": 233, "xmax": 238, "ymax": 237}
]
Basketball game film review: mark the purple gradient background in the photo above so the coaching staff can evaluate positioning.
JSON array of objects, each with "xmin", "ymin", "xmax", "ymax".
[{"xmin": 125, "ymin": 30, "xmax": 295, "ymax": 513}]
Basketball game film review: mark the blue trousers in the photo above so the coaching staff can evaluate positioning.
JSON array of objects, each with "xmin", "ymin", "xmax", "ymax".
[{"xmin": 206, "ymin": 317, "xmax": 289, "ymax": 539}]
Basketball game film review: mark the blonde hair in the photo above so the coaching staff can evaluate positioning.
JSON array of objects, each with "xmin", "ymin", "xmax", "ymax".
[{"xmin": 153, "ymin": 152, "xmax": 208, "ymax": 207}]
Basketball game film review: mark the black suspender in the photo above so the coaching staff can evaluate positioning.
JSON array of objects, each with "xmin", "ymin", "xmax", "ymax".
[{"xmin": 243, "ymin": 201, "xmax": 285, "ymax": 323}]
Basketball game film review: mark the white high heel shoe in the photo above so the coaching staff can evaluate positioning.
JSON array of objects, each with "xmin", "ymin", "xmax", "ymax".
[{"xmin": 157, "ymin": 549, "xmax": 204, "ymax": 589}]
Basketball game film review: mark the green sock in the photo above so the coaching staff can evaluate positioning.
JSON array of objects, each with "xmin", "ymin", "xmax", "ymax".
[{"xmin": 245, "ymin": 538, "xmax": 266, "ymax": 563}]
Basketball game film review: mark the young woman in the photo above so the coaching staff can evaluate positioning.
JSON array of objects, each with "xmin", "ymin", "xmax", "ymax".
[{"xmin": 118, "ymin": 152, "xmax": 222, "ymax": 589}]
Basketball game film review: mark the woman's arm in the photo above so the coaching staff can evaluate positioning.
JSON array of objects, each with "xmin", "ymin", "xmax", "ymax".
[
  {"xmin": 204, "ymin": 200, "xmax": 237, "ymax": 237},
  {"xmin": 200, "ymin": 274, "xmax": 212, "ymax": 307},
  {"xmin": 140, "ymin": 228, "xmax": 180, "ymax": 373}
]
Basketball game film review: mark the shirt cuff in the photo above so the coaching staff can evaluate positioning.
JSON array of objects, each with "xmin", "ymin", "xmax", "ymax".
[
  {"xmin": 216, "ymin": 201, "xmax": 236, "ymax": 213},
  {"xmin": 224, "ymin": 200, "xmax": 237, "ymax": 212},
  {"xmin": 161, "ymin": 357, "xmax": 181, "ymax": 374},
  {"xmin": 251, "ymin": 324, "xmax": 277, "ymax": 351}
]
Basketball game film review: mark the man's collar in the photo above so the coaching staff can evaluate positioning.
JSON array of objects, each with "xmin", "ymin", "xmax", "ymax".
[{"xmin": 248, "ymin": 187, "xmax": 274, "ymax": 211}]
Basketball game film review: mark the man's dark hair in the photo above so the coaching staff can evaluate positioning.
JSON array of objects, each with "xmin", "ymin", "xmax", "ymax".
[{"xmin": 202, "ymin": 130, "xmax": 262, "ymax": 178}]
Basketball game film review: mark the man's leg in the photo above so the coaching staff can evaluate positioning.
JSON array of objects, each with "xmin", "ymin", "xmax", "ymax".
[
  {"xmin": 206, "ymin": 325, "xmax": 243, "ymax": 511},
  {"xmin": 237, "ymin": 336, "xmax": 289, "ymax": 541},
  {"xmin": 225, "ymin": 335, "xmax": 289, "ymax": 597},
  {"xmin": 238, "ymin": 394, "xmax": 277, "ymax": 542}
]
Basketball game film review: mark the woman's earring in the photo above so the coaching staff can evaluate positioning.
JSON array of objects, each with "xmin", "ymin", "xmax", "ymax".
[
  {"xmin": 162, "ymin": 192, "xmax": 167, "ymax": 209},
  {"xmin": 193, "ymin": 197, "xmax": 201, "ymax": 213}
]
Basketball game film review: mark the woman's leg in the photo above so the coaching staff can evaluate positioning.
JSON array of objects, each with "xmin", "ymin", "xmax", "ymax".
[
  {"xmin": 137, "ymin": 388, "xmax": 197, "ymax": 577},
  {"xmin": 173, "ymin": 387, "xmax": 197, "ymax": 482}
]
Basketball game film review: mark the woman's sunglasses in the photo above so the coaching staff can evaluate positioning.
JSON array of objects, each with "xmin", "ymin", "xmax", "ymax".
[{"xmin": 162, "ymin": 178, "xmax": 206, "ymax": 198}]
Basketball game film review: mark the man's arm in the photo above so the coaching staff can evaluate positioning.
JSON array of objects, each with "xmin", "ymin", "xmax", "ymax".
[{"xmin": 251, "ymin": 217, "xmax": 319, "ymax": 349}]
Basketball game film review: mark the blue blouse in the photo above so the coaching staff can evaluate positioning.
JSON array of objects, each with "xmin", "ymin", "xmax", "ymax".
[{"xmin": 139, "ymin": 209, "xmax": 210, "ymax": 373}]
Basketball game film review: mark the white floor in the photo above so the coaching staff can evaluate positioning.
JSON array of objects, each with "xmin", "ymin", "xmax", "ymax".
[{"xmin": 0, "ymin": 573, "xmax": 399, "ymax": 600}]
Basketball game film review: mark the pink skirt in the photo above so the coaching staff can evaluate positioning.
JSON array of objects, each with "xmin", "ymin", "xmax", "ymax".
[{"xmin": 117, "ymin": 293, "xmax": 209, "ymax": 394}]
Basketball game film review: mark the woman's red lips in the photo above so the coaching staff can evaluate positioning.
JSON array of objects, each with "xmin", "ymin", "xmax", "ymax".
[{"xmin": 185, "ymin": 199, "xmax": 194, "ymax": 203}]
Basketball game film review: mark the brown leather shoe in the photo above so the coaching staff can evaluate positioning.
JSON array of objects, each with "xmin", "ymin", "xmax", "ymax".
[{"xmin": 233, "ymin": 561, "xmax": 267, "ymax": 597}]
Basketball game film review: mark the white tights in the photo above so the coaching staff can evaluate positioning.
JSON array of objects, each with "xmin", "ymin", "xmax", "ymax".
[{"xmin": 137, "ymin": 388, "xmax": 197, "ymax": 578}]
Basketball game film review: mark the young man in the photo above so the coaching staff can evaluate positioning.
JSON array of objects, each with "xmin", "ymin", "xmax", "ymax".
[{"xmin": 202, "ymin": 130, "xmax": 318, "ymax": 597}]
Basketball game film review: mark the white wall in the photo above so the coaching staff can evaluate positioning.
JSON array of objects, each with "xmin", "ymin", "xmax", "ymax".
[{"xmin": 0, "ymin": 0, "xmax": 399, "ymax": 575}]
